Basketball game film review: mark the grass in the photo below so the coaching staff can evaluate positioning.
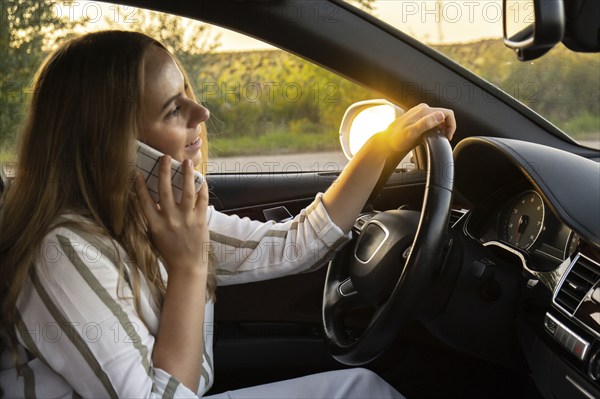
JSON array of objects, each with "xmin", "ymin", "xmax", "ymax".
[
  {"xmin": 0, "ymin": 129, "xmax": 341, "ymax": 164},
  {"xmin": 208, "ymin": 129, "xmax": 339, "ymax": 157},
  {"xmin": 2, "ymin": 118, "xmax": 597, "ymax": 163},
  {"xmin": 561, "ymin": 112, "xmax": 599, "ymax": 139},
  {"xmin": 568, "ymin": 131, "xmax": 600, "ymax": 141}
]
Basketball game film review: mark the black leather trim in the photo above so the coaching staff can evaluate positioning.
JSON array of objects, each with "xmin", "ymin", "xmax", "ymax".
[{"xmin": 454, "ymin": 137, "xmax": 600, "ymax": 248}]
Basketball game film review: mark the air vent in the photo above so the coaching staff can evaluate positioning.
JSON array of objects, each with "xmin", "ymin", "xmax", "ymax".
[
  {"xmin": 449, "ymin": 208, "xmax": 468, "ymax": 228},
  {"xmin": 554, "ymin": 254, "xmax": 600, "ymax": 315}
]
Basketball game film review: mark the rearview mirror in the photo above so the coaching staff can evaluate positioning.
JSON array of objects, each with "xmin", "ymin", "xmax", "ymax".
[{"xmin": 503, "ymin": 0, "xmax": 565, "ymax": 61}]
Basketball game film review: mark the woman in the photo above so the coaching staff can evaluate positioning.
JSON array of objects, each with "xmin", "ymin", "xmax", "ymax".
[{"xmin": 0, "ymin": 31, "xmax": 455, "ymax": 397}]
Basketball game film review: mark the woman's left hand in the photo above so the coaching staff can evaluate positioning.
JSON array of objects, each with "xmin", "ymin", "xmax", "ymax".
[
  {"xmin": 322, "ymin": 103, "xmax": 456, "ymax": 233},
  {"xmin": 378, "ymin": 103, "xmax": 456, "ymax": 155}
]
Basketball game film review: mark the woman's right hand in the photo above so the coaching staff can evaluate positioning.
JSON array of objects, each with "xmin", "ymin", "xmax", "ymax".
[
  {"xmin": 135, "ymin": 155, "xmax": 209, "ymax": 274},
  {"xmin": 136, "ymin": 155, "xmax": 210, "ymax": 391}
]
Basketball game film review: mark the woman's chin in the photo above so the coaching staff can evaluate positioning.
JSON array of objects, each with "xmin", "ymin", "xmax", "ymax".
[{"xmin": 192, "ymin": 153, "xmax": 203, "ymax": 169}]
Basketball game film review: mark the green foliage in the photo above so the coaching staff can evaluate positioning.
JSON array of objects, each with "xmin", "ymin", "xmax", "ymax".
[
  {"xmin": 209, "ymin": 129, "xmax": 338, "ymax": 157},
  {"xmin": 348, "ymin": 0, "xmax": 376, "ymax": 11},
  {"xmin": 196, "ymin": 42, "xmax": 599, "ymax": 156},
  {"xmin": 289, "ymin": 118, "xmax": 322, "ymax": 135},
  {"xmin": 562, "ymin": 112, "xmax": 600, "ymax": 139},
  {"xmin": 102, "ymin": 8, "xmax": 220, "ymax": 92},
  {"xmin": 0, "ymin": 3, "xmax": 597, "ymax": 159},
  {"xmin": 434, "ymin": 40, "xmax": 600, "ymax": 138},
  {"xmin": 196, "ymin": 50, "xmax": 379, "ymax": 156},
  {"xmin": 0, "ymin": 0, "xmax": 79, "ymax": 152}
]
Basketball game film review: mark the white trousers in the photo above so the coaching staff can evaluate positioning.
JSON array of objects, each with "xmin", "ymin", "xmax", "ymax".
[{"xmin": 205, "ymin": 368, "xmax": 404, "ymax": 399}]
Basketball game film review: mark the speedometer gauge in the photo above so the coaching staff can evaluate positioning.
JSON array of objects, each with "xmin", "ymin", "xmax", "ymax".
[{"xmin": 502, "ymin": 191, "xmax": 545, "ymax": 250}]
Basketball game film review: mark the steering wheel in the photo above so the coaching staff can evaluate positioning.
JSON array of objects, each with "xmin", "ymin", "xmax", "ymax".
[{"xmin": 322, "ymin": 130, "xmax": 454, "ymax": 365}]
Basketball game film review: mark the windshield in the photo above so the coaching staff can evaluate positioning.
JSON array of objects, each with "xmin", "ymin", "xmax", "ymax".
[{"xmin": 352, "ymin": 0, "xmax": 600, "ymax": 149}]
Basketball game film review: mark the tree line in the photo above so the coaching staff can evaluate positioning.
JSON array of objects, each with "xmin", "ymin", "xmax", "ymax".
[{"xmin": 1, "ymin": 1, "xmax": 598, "ymax": 158}]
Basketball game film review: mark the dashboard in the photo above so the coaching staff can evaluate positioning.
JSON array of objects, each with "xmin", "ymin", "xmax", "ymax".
[{"xmin": 449, "ymin": 137, "xmax": 600, "ymax": 399}]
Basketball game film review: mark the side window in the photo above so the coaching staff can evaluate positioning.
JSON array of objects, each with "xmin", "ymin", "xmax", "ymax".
[
  {"xmin": 187, "ymin": 30, "xmax": 384, "ymax": 174},
  {"xmin": 198, "ymin": 48, "xmax": 365, "ymax": 174},
  {"xmin": 103, "ymin": 3, "xmax": 385, "ymax": 174},
  {"xmin": 1, "ymin": 2, "xmax": 386, "ymax": 174}
]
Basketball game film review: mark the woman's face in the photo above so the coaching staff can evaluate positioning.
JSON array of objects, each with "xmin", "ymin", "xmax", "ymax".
[{"xmin": 140, "ymin": 45, "xmax": 209, "ymax": 167}]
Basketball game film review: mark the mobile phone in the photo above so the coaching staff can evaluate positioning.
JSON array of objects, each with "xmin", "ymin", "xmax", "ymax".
[{"xmin": 135, "ymin": 140, "xmax": 204, "ymax": 203}]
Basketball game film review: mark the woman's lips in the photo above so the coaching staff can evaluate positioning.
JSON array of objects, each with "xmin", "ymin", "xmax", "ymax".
[{"xmin": 185, "ymin": 137, "xmax": 201, "ymax": 151}]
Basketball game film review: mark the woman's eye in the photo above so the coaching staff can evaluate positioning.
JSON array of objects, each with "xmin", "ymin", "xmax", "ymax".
[{"xmin": 168, "ymin": 105, "xmax": 181, "ymax": 118}]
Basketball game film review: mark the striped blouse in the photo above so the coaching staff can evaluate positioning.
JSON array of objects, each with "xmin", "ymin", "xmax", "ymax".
[{"xmin": 0, "ymin": 193, "xmax": 350, "ymax": 398}]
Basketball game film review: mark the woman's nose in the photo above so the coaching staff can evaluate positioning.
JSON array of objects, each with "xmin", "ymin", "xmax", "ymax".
[{"xmin": 190, "ymin": 102, "xmax": 210, "ymax": 127}]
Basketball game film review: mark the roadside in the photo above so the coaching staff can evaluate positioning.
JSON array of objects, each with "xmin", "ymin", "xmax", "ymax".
[
  {"xmin": 207, "ymin": 138, "xmax": 599, "ymax": 174},
  {"xmin": 207, "ymin": 151, "xmax": 348, "ymax": 174},
  {"xmin": 1, "ymin": 140, "xmax": 597, "ymax": 179}
]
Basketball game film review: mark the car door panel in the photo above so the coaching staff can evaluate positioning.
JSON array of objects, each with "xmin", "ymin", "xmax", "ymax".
[
  {"xmin": 208, "ymin": 172, "xmax": 337, "ymax": 214},
  {"xmin": 209, "ymin": 170, "xmax": 427, "ymax": 216},
  {"xmin": 209, "ymin": 169, "xmax": 427, "ymax": 380}
]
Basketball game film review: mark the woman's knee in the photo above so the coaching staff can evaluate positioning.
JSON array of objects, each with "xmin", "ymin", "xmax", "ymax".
[
  {"xmin": 347, "ymin": 367, "xmax": 382, "ymax": 381},
  {"xmin": 346, "ymin": 368, "xmax": 404, "ymax": 398}
]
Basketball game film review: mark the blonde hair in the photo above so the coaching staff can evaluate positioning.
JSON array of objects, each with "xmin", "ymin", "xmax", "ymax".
[{"xmin": 0, "ymin": 31, "xmax": 215, "ymax": 359}]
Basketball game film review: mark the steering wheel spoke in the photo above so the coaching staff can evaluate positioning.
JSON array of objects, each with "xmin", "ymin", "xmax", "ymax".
[
  {"xmin": 324, "ymin": 273, "xmax": 363, "ymax": 316},
  {"xmin": 323, "ymin": 264, "xmax": 372, "ymax": 351},
  {"xmin": 338, "ymin": 278, "xmax": 357, "ymax": 297}
]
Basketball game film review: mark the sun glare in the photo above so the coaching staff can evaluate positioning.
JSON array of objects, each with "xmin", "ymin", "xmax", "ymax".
[{"xmin": 349, "ymin": 105, "xmax": 397, "ymax": 156}]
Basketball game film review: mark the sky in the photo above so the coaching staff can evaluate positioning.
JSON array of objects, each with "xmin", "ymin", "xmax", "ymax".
[
  {"xmin": 72, "ymin": 1, "xmax": 506, "ymax": 52},
  {"xmin": 375, "ymin": 0, "xmax": 504, "ymax": 44},
  {"xmin": 214, "ymin": 0, "xmax": 505, "ymax": 51}
]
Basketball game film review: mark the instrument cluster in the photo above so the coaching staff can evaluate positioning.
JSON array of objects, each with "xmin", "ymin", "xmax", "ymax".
[{"xmin": 464, "ymin": 184, "xmax": 581, "ymax": 271}]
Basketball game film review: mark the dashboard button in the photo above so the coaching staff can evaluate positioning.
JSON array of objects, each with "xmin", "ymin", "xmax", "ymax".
[
  {"xmin": 545, "ymin": 313, "xmax": 590, "ymax": 361},
  {"xmin": 555, "ymin": 324, "xmax": 567, "ymax": 344},
  {"xmin": 573, "ymin": 341, "xmax": 587, "ymax": 360},
  {"xmin": 545, "ymin": 316, "xmax": 558, "ymax": 334},
  {"xmin": 564, "ymin": 333, "xmax": 577, "ymax": 352}
]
